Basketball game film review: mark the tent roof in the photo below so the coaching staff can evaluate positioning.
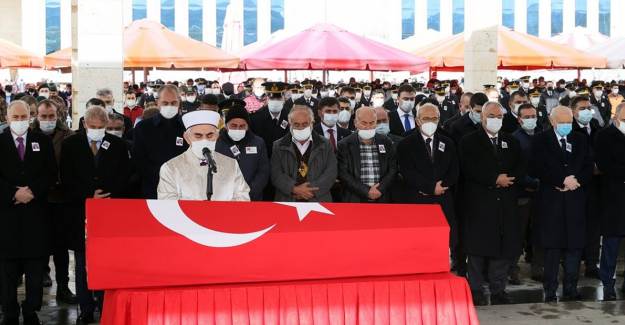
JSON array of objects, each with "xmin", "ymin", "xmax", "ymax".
[{"xmin": 0, "ymin": 39, "xmax": 43, "ymax": 68}]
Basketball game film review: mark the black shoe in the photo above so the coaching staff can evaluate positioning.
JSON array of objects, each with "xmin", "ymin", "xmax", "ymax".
[
  {"xmin": 56, "ymin": 286, "xmax": 77, "ymax": 304},
  {"xmin": 490, "ymin": 292, "xmax": 512, "ymax": 305},
  {"xmin": 76, "ymin": 312, "xmax": 95, "ymax": 325},
  {"xmin": 471, "ymin": 290, "xmax": 487, "ymax": 306},
  {"xmin": 509, "ymin": 273, "xmax": 521, "ymax": 285},
  {"xmin": 22, "ymin": 312, "xmax": 41, "ymax": 325},
  {"xmin": 42, "ymin": 273, "xmax": 52, "ymax": 287},
  {"xmin": 544, "ymin": 295, "xmax": 558, "ymax": 303},
  {"xmin": 0, "ymin": 317, "xmax": 19, "ymax": 325},
  {"xmin": 603, "ymin": 289, "xmax": 617, "ymax": 301},
  {"xmin": 584, "ymin": 267, "xmax": 600, "ymax": 279}
]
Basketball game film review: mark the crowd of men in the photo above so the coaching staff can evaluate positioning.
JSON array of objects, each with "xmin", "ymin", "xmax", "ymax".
[{"xmin": 1, "ymin": 74, "xmax": 625, "ymax": 324}]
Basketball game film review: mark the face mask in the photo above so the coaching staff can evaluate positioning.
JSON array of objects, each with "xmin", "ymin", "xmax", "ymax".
[
  {"xmin": 86, "ymin": 128, "xmax": 106, "ymax": 142},
  {"xmin": 186, "ymin": 96, "xmax": 196, "ymax": 103},
  {"xmin": 348, "ymin": 99, "xmax": 356, "ymax": 110},
  {"xmin": 228, "ymin": 129, "xmax": 246, "ymax": 142},
  {"xmin": 268, "ymin": 100, "xmax": 284, "ymax": 114},
  {"xmin": 612, "ymin": 88, "xmax": 619, "ymax": 95},
  {"xmin": 283, "ymin": 91, "xmax": 292, "ymax": 100},
  {"xmin": 320, "ymin": 91, "xmax": 329, "ymax": 98},
  {"xmin": 39, "ymin": 120, "xmax": 56, "ymax": 134},
  {"xmin": 292, "ymin": 93, "xmax": 302, "ymax": 100},
  {"xmin": 291, "ymin": 126, "xmax": 311, "ymax": 142},
  {"xmin": 568, "ymin": 91, "xmax": 577, "ymax": 98},
  {"xmin": 618, "ymin": 121, "xmax": 625, "ymax": 135},
  {"xmin": 420, "ymin": 122, "xmax": 438, "ymax": 137},
  {"xmin": 39, "ymin": 92, "xmax": 50, "ymax": 99},
  {"xmin": 191, "ymin": 139, "xmax": 216, "ymax": 160},
  {"xmin": 10, "ymin": 120, "xmax": 29, "ymax": 136},
  {"xmin": 197, "ymin": 85, "xmax": 206, "ymax": 93},
  {"xmin": 594, "ymin": 90, "xmax": 603, "ymax": 98},
  {"xmin": 485, "ymin": 117, "xmax": 502, "ymax": 134},
  {"xmin": 126, "ymin": 99, "xmax": 136, "ymax": 108},
  {"xmin": 355, "ymin": 93, "xmax": 362, "ymax": 101},
  {"xmin": 323, "ymin": 113, "xmax": 338, "ymax": 127},
  {"xmin": 254, "ymin": 88, "xmax": 265, "ymax": 97},
  {"xmin": 530, "ymin": 97, "xmax": 540, "ymax": 107},
  {"xmin": 521, "ymin": 118, "xmax": 537, "ymax": 131},
  {"xmin": 375, "ymin": 122, "xmax": 390, "ymax": 135},
  {"xmin": 391, "ymin": 93, "xmax": 398, "ymax": 101},
  {"xmin": 399, "ymin": 100, "xmax": 414, "ymax": 113},
  {"xmin": 372, "ymin": 98, "xmax": 385, "ymax": 107},
  {"xmin": 147, "ymin": 88, "xmax": 154, "ymax": 95},
  {"xmin": 363, "ymin": 90, "xmax": 371, "ymax": 97},
  {"xmin": 469, "ymin": 111, "xmax": 481, "ymax": 124},
  {"xmin": 522, "ymin": 82, "xmax": 530, "ymax": 89},
  {"xmin": 106, "ymin": 130, "xmax": 123, "ymax": 138},
  {"xmin": 160, "ymin": 105, "xmax": 179, "ymax": 119},
  {"xmin": 436, "ymin": 95, "xmax": 446, "ymax": 103},
  {"xmin": 358, "ymin": 128, "xmax": 376, "ymax": 140},
  {"xmin": 211, "ymin": 88, "xmax": 221, "ymax": 95},
  {"xmin": 338, "ymin": 110, "xmax": 351, "ymax": 123},
  {"xmin": 304, "ymin": 89, "xmax": 313, "ymax": 98},
  {"xmin": 328, "ymin": 90, "xmax": 336, "ymax": 97},
  {"xmin": 556, "ymin": 123, "xmax": 572, "ymax": 137},
  {"xmin": 577, "ymin": 109, "xmax": 593, "ymax": 125}
]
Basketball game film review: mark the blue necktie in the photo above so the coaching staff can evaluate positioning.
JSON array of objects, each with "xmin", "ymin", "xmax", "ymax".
[{"xmin": 403, "ymin": 114, "xmax": 412, "ymax": 131}]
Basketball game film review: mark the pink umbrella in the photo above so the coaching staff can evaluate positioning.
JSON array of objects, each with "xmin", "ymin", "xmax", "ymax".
[{"xmin": 240, "ymin": 23, "xmax": 430, "ymax": 73}]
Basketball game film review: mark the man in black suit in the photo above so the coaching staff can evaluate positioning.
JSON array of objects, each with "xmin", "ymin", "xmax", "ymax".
[
  {"xmin": 432, "ymin": 86, "xmax": 458, "ymax": 126},
  {"xmin": 530, "ymin": 105, "xmax": 593, "ymax": 303},
  {"xmin": 0, "ymin": 100, "xmax": 57, "ymax": 325},
  {"xmin": 294, "ymin": 80, "xmax": 319, "ymax": 116},
  {"xmin": 449, "ymin": 92, "xmax": 487, "ymax": 145},
  {"xmin": 460, "ymin": 100, "xmax": 525, "ymax": 306},
  {"xmin": 389, "ymin": 84, "xmax": 417, "ymax": 137},
  {"xmin": 570, "ymin": 95, "xmax": 602, "ymax": 279},
  {"xmin": 78, "ymin": 88, "xmax": 133, "ymax": 139},
  {"xmin": 131, "ymin": 85, "xmax": 188, "ymax": 199},
  {"xmin": 589, "ymin": 81, "xmax": 611, "ymax": 126},
  {"xmin": 442, "ymin": 92, "xmax": 472, "ymax": 131},
  {"xmin": 396, "ymin": 103, "xmax": 459, "ymax": 247},
  {"xmin": 60, "ymin": 106, "xmax": 130, "ymax": 324},
  {"xmin": 313, "ymin": 97, "xmax": 351, "ymax": 152},
  {"xmin": 383, "ymin": 85, "xmax": 399, "ymax": 112},
  {"xmin": 502, "ymin": 90, "xmax": 529, "ymax": 134},
  {"xmin": 337, "ymin": 106, "xmax": 396, "ymax": 203}
]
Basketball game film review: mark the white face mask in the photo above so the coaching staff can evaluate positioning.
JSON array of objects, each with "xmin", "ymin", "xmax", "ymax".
[
  {"xmin": 358, "ymin": 128, "xmax": 376, "ymax": 140},
  {"xmin": 568, "ymin": 91, "xmax": 577, "ymax": 98},
  {"xmin": 363, "ymin": 90, "xmax": 371, "ymax": 97},
  {"xmin": 328, "ymin": 90, "xmax": 336, "ymax": 97},
  {"xmin": 126, "ymin": 99, "xmax": 136, "ymax": 108},
  {"xmin": 39, "ymin": 91, "xmax": 50, "ymax": 99},
  {"xmin": 39, "ymin": 120, "xmax": 56, "ymax": 134},
  {"xmin": 436, "ymin": 95, "xmax": 446, "ymax": 103},
  {"xmin": 253, "ymin": 88, "xmax": 265, "ymax": 97},
  {"xmin": 320, "ymin": 91, "xmax": 329, "ymax": 98},
  {"xmin": 618, "ymin": 121, "xmax": 625, "ymax": 135},
  {"xmin": 338, "ymin": 110, "xmax": 351, "ymax": 123},
  {"xmin": 291, "ymin": 126, "xmax": 311, "ymax": 142},
  {"xmin": 399, "ymin": 100, "xmax": 414, "ymax": 113},
  {"xmin": 348, "ymin": 99, "xmax": 356, "ymax": 110},
  {"xmin": 391, "ymin": 93, "xmax": 398, "ymax": 101},
  {"xmin": 513, "ymin": 103, "xmax": 522, "ymax": 115},
  {"xmin": 106, "ymin": 130, "xmax": 123, "ymax": 138},
  {"xmin": 160, "ymin": 105, "xmax": 178, "ymax": 119},
  {"xmin": 530, "ymin": 97, "xmax": 540, "ymax": 107},
  {"xmin": 485, "ymin": 117, "xmax": 503, "ymax": 134},
  {"xmin": 228, "ymin": 129, "xmax": 246, "ymax": 142},
  {"xmin": 186, "ymin": 96, "xmax": 196, "ymax": 103},
  {"xmin": 191, "ymin": 139, "xmax": 216, "ymax": 160},
  {"xmin": 304, "ymin": 89, "xmax": 313, "ymax": 98},
  {"xmin": 420, "ymin": 122, "xmax": 438, "ymax": 137},
  {"xmin": 594, "ymin": 90, "xmax": 603, "ymax": 98},
  {"xmin": 87, "ymin": 128, "xmax": 106, "ymax": 142},
  {"xmin": 10, "ymin": 120, "xmax": 29, "ymax": 136},
  {"xmin": 372, "ymin": 98, "xmax": 385, "ymax": 108},
  {"xmin": 268, "ymin": 100, "xmax": 284, "ymax": 114},
  {"xmin": 612, "ymin": 88, "xmax": 619, "ymax": 95},
  {"xmin": 323, "ymin": 113, "xmax": 338, "ymax": 127}
]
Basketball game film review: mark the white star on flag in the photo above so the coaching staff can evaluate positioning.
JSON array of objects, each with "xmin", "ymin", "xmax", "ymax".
[{"xmin": 274, "ymin": 202, "xmax": 334, "ymax": 221}]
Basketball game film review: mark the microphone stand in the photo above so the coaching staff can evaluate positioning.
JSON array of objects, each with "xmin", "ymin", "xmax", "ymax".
[{"xmin": 202, "ymin": 147, "xmax": 218, "ymax": 200}]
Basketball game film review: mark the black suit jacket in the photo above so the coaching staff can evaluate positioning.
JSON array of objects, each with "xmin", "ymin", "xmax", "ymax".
[
  {"xmin": 389, "ymin": 109, "xmax": 416, "ymax": 137},
  {"xmin": 336, "ymin": 133, "xmax": 396, "ymax": 203},
  {"xmin": 0, "ymin": 129, "xmax": 57, "ymax": 258},
  {"xmin": 294, "ymin": 96, "xmax": 319, "ymax": 120},
  {"xmin": 449, "ymin": 113, "xmax": 480, "ymax": 145},
  {"xmin": 572, "ymin": 119, "xmax": 601, "ymax": 150},
  {"xmin": 60, "ymin": 131, "xmax": 130, "ymax": 248},
  {"xmin": 250, "ymin": 106, "xmax": 290, "ymax": 158},
  {"xmin": 502, "ymin": 111, "xmax": 520, "ymax": 134},
  {"xmin": 79, "ymin": 109, "xmax": 133, "ymax": 139}
]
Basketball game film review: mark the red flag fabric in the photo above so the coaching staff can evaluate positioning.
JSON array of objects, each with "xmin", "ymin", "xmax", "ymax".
[{"xmin": 86, "ymin": 200, "xmax": 450, "ymax": 290}]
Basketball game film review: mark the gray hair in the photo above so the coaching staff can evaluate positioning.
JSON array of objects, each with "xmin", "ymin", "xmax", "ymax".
[
  {"xmin": 7, "ymin": 100, "xmax": 29, "ymax": 115},
  {"xmin": 614, "ymin": 102, "xmax": 625, "ymax": 120},
  {"xmin": 288, "ymin": 105, "xmax": 314, "ymax": 124},
  {"xmin": 157, "ymin": 84, "xmax": 180, "ymax": 100},
  {"xmin": 481, "ymin": 101, "xmax": 504, "ymax": 116},
  {"xmin": 96, "ymin": 88, "xmax": 113, "ymax": 98},
  {"xmin": 84, "ymin": 106, "xmax": 109, "ymax": 124},
  {"xmin": 355, "ymin": 106, "xmax": 377, "ymax": 123},
  {"xmin": 549, "ymin": 105, "xmax": 573, "ymax": 119},
  {"xmin": 416, "ymin": 103, "xmax": 440, "ymax": 118}
]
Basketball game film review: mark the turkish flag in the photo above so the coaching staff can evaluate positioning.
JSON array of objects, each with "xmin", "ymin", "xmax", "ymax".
[{"xmin": 86, "ymin": 200, "xmax": 449, "ymax": 290}]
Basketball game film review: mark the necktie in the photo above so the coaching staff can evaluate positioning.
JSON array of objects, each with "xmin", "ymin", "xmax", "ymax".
[
  {"xmin": 491, "ymin": 137, "xmax": 498, "ymax": 152},
  {"xmin": 403, "ymin": 114, "xmax": 412, "ymax": 131},
  {"xmin": 200, "ymin": 160, "xmax": 207, "ymax": 166},
  {"xmin": 90, "ymin": 140, "xmax": 98, "ymax": 156},
  {"xmin": 328, "ymin": 128, "xmax": 336, "ymax": 151},
  {"xmin": 560, "ymin": 138, "xmax": 567, "ymax": 159},
  {"xmin": 585, "ymin": 126, "xmax": 590, "ymax": 135},
  {"xmin": 16, "ymin": 137, "xmax": 24, "ymax": 161},
  {"xmin": 425, "ymin": 138, "xmax": 433, "ymax": 161}
]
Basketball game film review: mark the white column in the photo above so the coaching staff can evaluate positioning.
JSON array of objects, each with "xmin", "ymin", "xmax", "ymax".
[
  {"xmin": 388, "ymin": 0, "xmax": 403, "ymax": 41},
  {"xmin": 60, "ymin": 0, "xmax": 72, "ymax": 48},
  {"xmin": 414, "ymin": 0, "xmax": 427, "ymax": 34},
  {"xmin": 147, "ymin": 0, "xmax": 161, "ymax": 23},
  {"xmin": 21, "ymin": 0, "xmax": 46, "ymax": 56},
  {"xmin": 562, "ymin": 0, "xmax": 574, "ymax": 33},
  {"xmin": 175, "ymin": 0, "xmax": 189, "ymax": 35},
  {"xmin": 439, "ymin": 0, "xmax": 453, "ymax": 36},
  {"xmin": 123, "ymin": 0, "xmax": 133, "ymax": 26},
  {"xmin": 464, "ymin": 0, "xmax": 500, "ymax": 92},
  {"xmin": 257, "ymin": 0, "xmax": 271, "ymax": 41},
  {"xmin": 538, "ymin": 0, "xmax": 551, "ymax": 38},
  {"xmin": 610, "ymin": 0, "xmax": 625, "ymax": 37},
  {"xmin": 203, "ymin": 0, "xmax": 216, "ymax": 45},
  {"xmin": 72, "ymin": 0, "xmax": 124, "ymax": 127},
  {"xmin": 514, "ymin": 0, "xmax": 527, "ymax": 33},
  {"xmin": 587, "ymin": 0, "xmax": 599, "ymax": 33},
  {"xmin": 0, "ymin": 0, "xmax": 22, "ymax": 45}
]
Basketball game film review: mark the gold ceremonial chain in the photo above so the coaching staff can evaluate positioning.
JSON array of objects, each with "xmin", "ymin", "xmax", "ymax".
[{"xmin": 298, "ymin": 162, "xmax": 308, "ymax": 178}]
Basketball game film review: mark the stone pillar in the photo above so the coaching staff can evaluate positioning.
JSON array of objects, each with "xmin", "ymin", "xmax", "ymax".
[
  {"xmin": 514, "ymin": 0, "xmax": 527, "ymax": 33},
  {"xmin": 71, "ymin": 0, "xmax": 124, "ymax": 128},
  {"xmin": 203, "ymin": 0, "xmax": 217, "ymax": 45},
  {"xmin": 538, "ymin": 0, "xmax": 551, "ymax": 38},
  {"xmin": 562, "ymin": 0, "xmax": 575, "ymax": 33},
  {"xmin": 257, "ymin": 0, "xmax": 271, "ymax": 41},
  {"xmin": 439, "ymin": 0, "xmax": 453, "ymax": 36},
  {"xmin": 587, "ymin": 0, "xmax": 599, "ymax": 34},
  {"xmin": 21, "ymin": 0, "xmax": 46, "ymax": 56},
  {"xmin": 175, "ymin": 0, "xmax": 189, "ymax": 36},
  {"xmin": 464, "ymin": 0, "xmax": 500, "ymax": 93},
  {"xmin": 414, "ymin": 0, "xmax": 427, "ymax": 35},
  {"xmin": 147, "ymin": 0, "xmax": 161, "ymax": 23},
  {"xmin": 0, "ymin": 0, "xmax": 22, "ymax": 45}
]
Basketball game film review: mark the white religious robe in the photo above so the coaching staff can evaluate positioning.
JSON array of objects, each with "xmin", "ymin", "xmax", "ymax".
[{"xmin": 157, "ymin": 149, "xmax": 250, "ymax": 201}]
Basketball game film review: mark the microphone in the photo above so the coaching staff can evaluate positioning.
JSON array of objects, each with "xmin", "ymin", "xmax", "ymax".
[{"xmin": 202, "ymin": 147, "xmax": 217, "ymax": 174}]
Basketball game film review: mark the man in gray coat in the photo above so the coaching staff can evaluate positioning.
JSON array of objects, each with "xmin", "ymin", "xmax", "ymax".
[{"xmin": 271, "ymin": 105, "xmax": 337, "ymax": 202}]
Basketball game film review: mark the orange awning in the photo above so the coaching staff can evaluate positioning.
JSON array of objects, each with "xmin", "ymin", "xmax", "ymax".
[
  {"xmin": 0, "ymin": 39, "xmax": 43, "ymax": 68},
  {"xmin": 44, "ymin": 19, "xmax": 239, "ymax": 70},
  {"xmin": 413, "ymin": 26, "xmax": 607, "ymax": 71}
]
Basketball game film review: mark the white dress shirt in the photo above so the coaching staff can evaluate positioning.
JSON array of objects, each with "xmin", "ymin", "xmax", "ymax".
[{"xmin": 397, "ymin": 110, "xmax": 416, "ymax": 131}]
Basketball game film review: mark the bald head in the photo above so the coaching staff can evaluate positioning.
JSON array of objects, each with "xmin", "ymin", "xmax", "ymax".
[
  {"xmin": 550, "ymin": 105, "xmax": 574, "ymax": 126},
  {"xmin": 355, "ymin": 106, "xmax": 377, "ymax": 130},
  {"xmin": 6, "ymin": 100, "xmax": 30, "ymax": 122},
  {"xmin": 374, "ymin": 107, "xmax": 389, "ymax": 124}
]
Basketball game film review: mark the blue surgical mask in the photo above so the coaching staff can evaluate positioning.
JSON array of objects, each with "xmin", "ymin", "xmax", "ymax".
[
  {"xmin": 577, "ymin": 109, "xmax": 593, "ymax": 125},
  {"xmin": 521, "ymin": 118, "xmax": 537, "ymax": 131},
  {"xmin": 469, "ymin": 111, "xmax": 481, "ymax": 124},
  {"xmin": 376, "ymin": 122, "xmax": 390, "ymax": 135},
  {"xmin": 556, "ymin": 123, "xmax": 572, "ymax": 137}
]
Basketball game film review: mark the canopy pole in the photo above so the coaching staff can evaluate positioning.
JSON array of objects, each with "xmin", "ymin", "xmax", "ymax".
[
  {"xmin": 322, "ymin": 70, "xmax": 327, "ymax": 84},
  {"xmin": 577, "ymin": 68, "xmax": 581, "ymax": 80},
  {"xmin": 370, "ymin": 71, "xmax": 373, "ymax": 82},
  {"xmin": 131, "ymin": 69, "xmax": 136, "ymax": 84},
  {"xmin": 143, "ymin": 67, "xmax": 148, "ymax": 83},
  {"xmin": 284, "ymin": 70, "xmax": 287, "ymax": 82}
]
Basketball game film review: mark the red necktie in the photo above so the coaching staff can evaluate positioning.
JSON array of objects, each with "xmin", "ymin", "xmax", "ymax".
[{"xmin": 328, "ymin": 129, "xmax": 336, "ymax": 151}]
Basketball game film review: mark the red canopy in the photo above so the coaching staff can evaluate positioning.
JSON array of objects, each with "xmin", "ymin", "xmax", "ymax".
[{"xmin": 240, "ymin": 23, "xmax": 429, "ymax": 72}]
